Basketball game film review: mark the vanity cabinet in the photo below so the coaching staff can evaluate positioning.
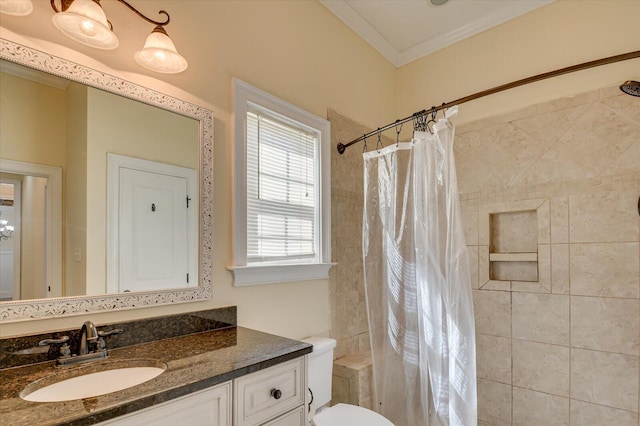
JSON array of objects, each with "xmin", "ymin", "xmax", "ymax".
[
  {"xmin": 98, "ymin": 381, "xmax": 232, "ymax": 426},
  {"xmin": 98, "ymin": 357, "xmax": 307, "ymax": 426}
]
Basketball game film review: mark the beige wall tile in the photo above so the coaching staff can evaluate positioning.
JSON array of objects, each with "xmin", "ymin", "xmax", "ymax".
[
  {"xmin": 473, "ymin": 290, "xmax": 511, "ymax": 338},
  {"xmin": 462, "ymin": 202, "xmax": 479, "ymax": 245},
  {"xmin": 551, "ymin": 244, "xmax": 570, "ymax": 294},
  {"xmin": 512, "ymin": 293, "xmax": 569, "ymax": 345},
  {"xmin": 516, "ymin": 103, "xmax": 639, "ymax": 186},
  {"xmin": 512, "ymin": 340, "xmax": 570, "ymax": 396},
  {"xmin": 569, "ymin": 191, "xmax": 640, "ymax": 243},
  {"xmin": 571, "ymin": 296, "xmax": 640, "ymax": 356},
  {"xmin": 570, "ymin": 400, "xmax": 638, "ymax": 426},
  {"xmin": 359, "ymin": 396, "xmax": 373, "ymax": 409},
  {"xmin": 479, "ymin": 202, "xmax": 510, "ymax": 245},
  {"xmin": 550, "ymin": 197, "xmax": 569, "ymax": 244},
  {"xmin": 358, "ymin": 365, "xmax": 372, "ymax": 399},
  {"xmin": 571, "ymin": 348, "xmax": 639, "ymax": 412},
  {"xmin": 491, "ymin": 210, "xmax": 538, "ymax": 253},
  {"xmin": 601, "ymin": 94, "xmax": 640, "ymax": 134},
  {"xmin": 333, "ymin": 335, "xmax": 359, "ymax": 359},
  {"xmin": 482, "ymin": 280, "xmax": 512, "ymax": 291},
  {"xmin": 479, "ymin": 245, "xmax": 490, "ymax": 285},
  {"xmin": 331, "ymin": 375, "xmax": 350, "ymax": 406},
  {"xmin": 536, "ymin": 91, "xmax": 599, "ymax": 114},
  {"xmin": 570, "ymin": 243, "xmax": 639, "ymax": 298},
  {"xmin": 511, "ymin": 281, "xmax": 549, "ymax": 294},
  {"xmin": 476, "ymin": 333, "xmax": 512, "ymax": 384},
  {"xmin": 538, "ymin": 243, "xmax": 551, "ymax": 292},
  {"xmin": 478, "ymin": 378, "xmax": 512, "ymax": 426},
  {"xmin": 467, "ymin": 245, "xmax": 479, "ymax": 289},
  {"xmin": 512, "ymin": 387, "xmax": 569, "ymax": 426},
  {"xmin": 491, "ymin": 261, "xmax": 538, "ymax": 282},
  {"xmin": 537, "ymin": 200, "xmax": 551, "ymax": 244},
  {"xmin": 357, "ymin": 332, "xmax": 370, "ymax": 352}
]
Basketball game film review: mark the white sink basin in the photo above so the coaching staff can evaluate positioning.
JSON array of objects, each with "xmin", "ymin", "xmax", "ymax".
[{"xmin": 21, "ymin": 359, "xmax": 166, "ymax": 402}]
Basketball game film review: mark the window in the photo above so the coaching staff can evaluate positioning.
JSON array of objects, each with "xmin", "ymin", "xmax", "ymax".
[{"xmin": 230, "ymin": 79, "xmax": 332, "ymax": 286}]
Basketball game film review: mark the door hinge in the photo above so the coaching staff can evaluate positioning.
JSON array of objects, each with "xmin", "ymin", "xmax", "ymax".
[
  {"xmin": 186, "ymin": 196, "xmax": 191, "ymax": 208},
  {"xmin": 186, "ymin": 273, "xmax": 189, "ymax": 283}
]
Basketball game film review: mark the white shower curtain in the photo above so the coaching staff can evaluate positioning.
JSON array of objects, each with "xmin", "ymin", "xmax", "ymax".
[{"xmin": 362, "ymin": 114, "xmax": 477, "ymax": 426}]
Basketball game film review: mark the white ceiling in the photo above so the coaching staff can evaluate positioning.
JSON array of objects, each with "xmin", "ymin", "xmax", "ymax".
[{"xmin": 320, "ymin": 0, "xmax": 555, "ymax": 67}]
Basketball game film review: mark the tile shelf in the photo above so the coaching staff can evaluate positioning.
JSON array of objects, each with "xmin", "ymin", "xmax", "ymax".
[{"xmin": 489, "ymin": 252, "xmax": 538, "ymax": 262}]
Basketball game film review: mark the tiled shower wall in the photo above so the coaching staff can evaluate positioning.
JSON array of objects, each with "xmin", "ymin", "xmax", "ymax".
[
  {"xmin": 328, "ymin": 86, "xmax": 639, "ymax": 424},
  {"xmin": 457, "ymin": 86, "xmax": 640, "ymax": 425},
  {"xmin": 328, "ymin": 109, "xmax": 376, "ymax": 359}
]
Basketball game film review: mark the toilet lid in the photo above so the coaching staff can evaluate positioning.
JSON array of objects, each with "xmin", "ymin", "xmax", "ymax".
[{"xmin": 313, "ymin": 403, "xmax": 394, "ymax": 426}]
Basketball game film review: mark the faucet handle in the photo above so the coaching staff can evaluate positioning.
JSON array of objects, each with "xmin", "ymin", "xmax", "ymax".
[
  {"xmin": 97, "ymin": 328, "xmax": 123, "ymax": 338},
  {"xmin": 38, "ymin": 336, "xmax": 70, "ymax": 346},
  {"xmin": 38, "ymin": 336, "xmax": 71, "ymax": 359}
]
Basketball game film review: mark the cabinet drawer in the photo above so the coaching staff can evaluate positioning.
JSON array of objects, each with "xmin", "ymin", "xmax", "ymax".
[
  {"xmin": 234, "ymin": 357, "xmax": 305, "ymax": 426},
  {"xmin": 263, "ymin": 406, "xmax": 306, "ymax": 426}
]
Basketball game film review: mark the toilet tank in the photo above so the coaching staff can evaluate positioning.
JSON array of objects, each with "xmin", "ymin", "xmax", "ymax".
[{"xmin": 302, "ymin": 337, "xmax": 336, "ymax": 408}]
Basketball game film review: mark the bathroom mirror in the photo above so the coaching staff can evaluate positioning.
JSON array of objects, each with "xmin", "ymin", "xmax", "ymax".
[{"xmin": 0, "ymin": 39, "xmax": 213, "ymax": 322}]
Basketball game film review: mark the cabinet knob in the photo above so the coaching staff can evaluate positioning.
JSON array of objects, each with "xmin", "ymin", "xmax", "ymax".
[{"xmin": 270, "ymin": 388, "xmax": 282, "ymax": 400}]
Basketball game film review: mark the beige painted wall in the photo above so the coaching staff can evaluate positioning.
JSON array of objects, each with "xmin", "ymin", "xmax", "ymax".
[
  {"xmin": 0, "ymin": 72, "xmax": 67, "ymax": 167},
  {"xmin": 395, "ymin": 0, "xmax": 640, "ymax": 130},
  {"xmin": 0, "ymin": 0, "xmax": 396, "ymax": 339},
  {"xmin": 64, "ymin": 82, "xmax": 87, "ymax": 297}
]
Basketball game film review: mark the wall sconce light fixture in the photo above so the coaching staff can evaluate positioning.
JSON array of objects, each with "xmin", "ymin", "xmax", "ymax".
[
  {"xmin": 50, "ymin": 0, "xmax": 188, "ymax": 73},
  {"xmin": 0, "ymin": 0, "xmax": 188, "ymax": 73},
  {"xmin": 0, "ymin": 0, "xmax": 33, "ymax": 16}
]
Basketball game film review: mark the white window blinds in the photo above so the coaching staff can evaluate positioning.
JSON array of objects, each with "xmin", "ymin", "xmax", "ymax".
[{"xmin": 246, "ymin": 105, "xmax": 319, "ymax": 264}]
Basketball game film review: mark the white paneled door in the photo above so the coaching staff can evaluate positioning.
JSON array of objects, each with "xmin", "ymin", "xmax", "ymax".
[{"xmin": 107, "ymin": 154, "xmax": 197, "ymax": 294}]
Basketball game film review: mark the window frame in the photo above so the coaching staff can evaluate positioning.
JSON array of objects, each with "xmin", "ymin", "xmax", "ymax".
[{"xmin": 229, "ymin": 79, "xmax": 332, "ymax": 286}]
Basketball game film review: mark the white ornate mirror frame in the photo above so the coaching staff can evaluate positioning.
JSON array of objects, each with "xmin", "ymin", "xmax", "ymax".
[{"xmin": 0, "ymin": 38, "xmax": 213, "ymax": 322}]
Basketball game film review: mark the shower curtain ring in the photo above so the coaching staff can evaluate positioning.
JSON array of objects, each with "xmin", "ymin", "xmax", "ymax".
[
  {"xmin": 426, "ymin": 106, "xmax": 437, "ymax": 134},
  {"xmin": 362, "ymin": 134, "xmax": 368, "ymax": 153},
  {"xmin": 376, "ymin": 130, "xmax": 384, "ymax": 152},
  {"xmin": 394, "ymin": 120, "xmax": 403, "ymax": 147}
]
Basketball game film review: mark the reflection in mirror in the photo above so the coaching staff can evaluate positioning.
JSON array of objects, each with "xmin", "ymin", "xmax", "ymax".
[
  {"xmin": 0, "ymin": 59, "xmax": 199, "ymax": 300},
  {"xmin": 0, "ymin": 39, "xmax": 213, "ymax": 321},
  {"xmin": 0, "ymin": 160, "xmax": 62, "ymax": 300}
]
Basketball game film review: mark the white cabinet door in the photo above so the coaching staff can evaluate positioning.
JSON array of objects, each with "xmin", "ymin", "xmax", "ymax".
[{"xmin": 98, "ymin": 382, "xmax": 232, "ymax": 426}]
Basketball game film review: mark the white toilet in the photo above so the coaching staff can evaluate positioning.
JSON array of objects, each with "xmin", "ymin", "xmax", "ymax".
[{"xmin": 303, "ymin": 337, "xmax": 394, "ymax": 426}]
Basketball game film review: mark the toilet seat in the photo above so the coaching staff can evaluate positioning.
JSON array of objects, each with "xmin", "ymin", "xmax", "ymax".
[{"xmin": 312, "ymin": 403, "xmax": 394, "ymax": 426}]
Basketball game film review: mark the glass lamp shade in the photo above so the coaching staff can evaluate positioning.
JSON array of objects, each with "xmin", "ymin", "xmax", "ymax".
[
  {"xmin": 52, "ymin": 0, "xmax": 118, "ymax": 50},
  {"xmin": 0, "ymin": 0, "xmax": 33, "ymax": 16},
  {"xmin": 135, "ymin": 27, "xmax": 188, "ymax": 74}
]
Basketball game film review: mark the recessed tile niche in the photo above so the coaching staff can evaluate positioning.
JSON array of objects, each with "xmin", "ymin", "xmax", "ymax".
[
  {"xmin": 490, "ymin": 210, "xmax": 538, "ymax": 282},
  {"xmin": 478, "ymin": 199, "xmax": 550, "ymax": 293}
]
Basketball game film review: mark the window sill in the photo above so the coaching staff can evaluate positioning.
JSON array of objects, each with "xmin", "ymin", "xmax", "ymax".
[{"xmin": 227, "ymin": 263, "xmax": 335, "ymax": 287}]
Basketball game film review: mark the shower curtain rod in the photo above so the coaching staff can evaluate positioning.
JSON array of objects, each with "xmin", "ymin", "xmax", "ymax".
[{"xmin": 337, "ymin": 50, "xmax": 640, "ymax": 154}]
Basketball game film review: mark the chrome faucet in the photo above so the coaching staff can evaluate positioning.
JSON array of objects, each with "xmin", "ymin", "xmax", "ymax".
[
  {"xmin": 39, "ymin": 321, "xmax": 123, "ymax": 367},
  {"xmin": 79, "ymin": 321, "xmax": 99, "ymax": 355}
]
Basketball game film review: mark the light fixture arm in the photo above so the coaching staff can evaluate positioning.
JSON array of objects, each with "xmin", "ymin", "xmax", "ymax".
[
  {"xmin": 115, "ymin": 0, "xmax": 169, "ymax": 27},
  {"xmin": 50, "ymin": 0, "xmax": 170, "ymax": 28}
]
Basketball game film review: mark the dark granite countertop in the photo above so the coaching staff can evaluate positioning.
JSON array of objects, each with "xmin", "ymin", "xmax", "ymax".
[{"xmin": 0, "ymin": 326, "xmax": 312, "ymax": 425}]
